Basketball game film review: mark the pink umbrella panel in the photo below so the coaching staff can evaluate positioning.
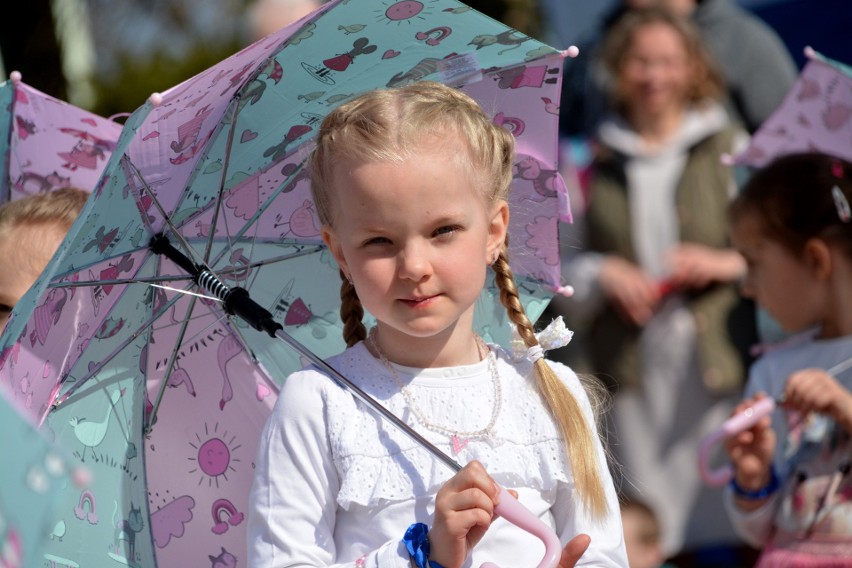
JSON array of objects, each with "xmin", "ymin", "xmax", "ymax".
[
  {"xmin": 0, "ymin": 71, "xmax": 123, "ymax": 202},
  {"xmin": 732, "ymin": 47, "xmax": 852, "ymax": 168}
]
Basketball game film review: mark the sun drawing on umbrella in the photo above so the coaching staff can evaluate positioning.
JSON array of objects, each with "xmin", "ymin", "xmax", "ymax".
[
  {"xmin": 187, "ymin": 423, "xmax": 241, "ymax": 488},
  {"xmin": 376, "ymin": 0, "xmax": 434, "ymax": 24}
]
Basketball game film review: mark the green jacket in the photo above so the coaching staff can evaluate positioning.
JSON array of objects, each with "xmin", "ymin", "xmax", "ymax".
[{"xmin": 584, "ymin": 126, "xmax": 757, "ymax": 395}]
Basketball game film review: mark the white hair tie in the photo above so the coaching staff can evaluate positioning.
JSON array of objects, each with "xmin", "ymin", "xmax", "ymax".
[
  {"xmin": 526, "ymin": 345, "xmax": 545, "ymax": 363},
  {"xmin": 510, "ymin": 316, "xmax": 574, "ymax": 363}
]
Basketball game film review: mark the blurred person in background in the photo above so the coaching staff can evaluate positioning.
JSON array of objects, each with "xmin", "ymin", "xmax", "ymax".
[
  {"xmin": 0, "ymin": 188, "xmax": 88, "ymax": 332},
  {"xmin": 555, "ymin": 8, "xmax": 759, "ymax": 564},
  {"xmin": 620, "ymin": 497, "xmax": 672, "ymax": 568},
  {"xmin": 248, "ymin": 0, "xmax": 323, "ymax": 41},
  {"xmin": 558, "ymin": 0, "xmax": 798, "ymax": 139}
]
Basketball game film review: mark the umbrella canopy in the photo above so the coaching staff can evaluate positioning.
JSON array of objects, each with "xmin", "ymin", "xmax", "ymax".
[
  {"xmin": 732, "ymin": 47, "xmax": 852, "ymax": 167},
  {"xmin": 0, "ymin": 0, "xmax": 573, "ymax": 566},
  {"xmin": 0, "ymin": 387, "xmax": 84, "ymax": 568},
  {"xmin": 0, "ymin": 72, "xmax": 123, "ymax": 203}
]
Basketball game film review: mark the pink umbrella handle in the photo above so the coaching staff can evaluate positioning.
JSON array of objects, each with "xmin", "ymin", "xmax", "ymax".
[
  {"xmin": 479, "ymin": 487, "xmax": 562, "ymax": 568},
  {"xmin": 698, "ymin": 397, "xmax": 776, "ymax": 486}
]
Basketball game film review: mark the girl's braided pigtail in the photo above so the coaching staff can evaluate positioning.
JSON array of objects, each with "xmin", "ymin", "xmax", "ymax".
[
  {"xmin": 339, "ymin": 270, "xmax": 367, "ymax": 348},
  {"xmin": 492, "ymin": 248, "xmax": 608, "ymax": 519}
]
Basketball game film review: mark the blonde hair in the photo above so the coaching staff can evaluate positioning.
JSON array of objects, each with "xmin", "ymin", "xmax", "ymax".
[
  {"xmin": 309, "ymin": 81, "xmax": 609, "ymax": 518},
  {"xmin": 0, "ymin": 188, "xmax": 89, "ymax": 239},
  {"xmin": 601, "ymin": 7, "xmax": 724, "ymax": 113}
]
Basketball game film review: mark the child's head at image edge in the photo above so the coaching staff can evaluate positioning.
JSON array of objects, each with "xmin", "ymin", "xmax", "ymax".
[
  {"xmin": 0, "ymin": 187, "xmax": 89, "ymax": 330},
  {"xmin": 620, "ymin": 498, "xmax": 664, "ymax": 568},
  {"xmin": 729, "ymin": 152, "xmax": 852, "ymax": 336}
]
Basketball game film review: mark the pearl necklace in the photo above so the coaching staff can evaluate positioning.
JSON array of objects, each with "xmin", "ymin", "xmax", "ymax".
[{"xmin": 367, "ymin": 328, "xmax": 502, "ymax": 454}]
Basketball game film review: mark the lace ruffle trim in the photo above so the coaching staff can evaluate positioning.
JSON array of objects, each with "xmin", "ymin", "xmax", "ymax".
[{"xmin": 334, "ymin": 437, "xmax": 572, "ymax": 509}]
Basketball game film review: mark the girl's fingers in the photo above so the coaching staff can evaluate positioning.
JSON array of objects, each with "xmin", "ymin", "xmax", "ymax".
[
  {"xmin": 559, "ymin": 534, "xmax": 591, "ymax": 568},
  {"xmin": 442, "ymin": 462, "xmax": 499, "ymax": 500},
  {"xmin": 439, "ymin": 487, "xmax": 497, "ymax": 518},
  {"xmin": 439, "ymin": 506, "xmax": 494, "ymax": 534}
]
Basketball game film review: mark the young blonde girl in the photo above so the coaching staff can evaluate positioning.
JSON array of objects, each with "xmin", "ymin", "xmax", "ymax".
[
  {"xmin": 725, "ymin": 152, "xmax": 852, "ymax": 566},
  {"xmin": 248, "ymin": 81, "xmax": 626, "ymax": 567},
  {"xmin": 0, "ymin": 188, "xmax": 89, "ymax": 330}
]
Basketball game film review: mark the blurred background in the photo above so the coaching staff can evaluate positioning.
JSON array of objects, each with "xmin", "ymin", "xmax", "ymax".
[{"xmin": 1, "ymin": 0, "xmax": 848, "ymax": 119}]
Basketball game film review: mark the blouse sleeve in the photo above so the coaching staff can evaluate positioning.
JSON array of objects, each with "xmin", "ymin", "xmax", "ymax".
[
  {"xmin": 247, "ymin": 369, "xmax": 411, "ymax": 567},
  {"xmin": 550, "ymin": 363, "xmax": 629, "ymax": 566}
]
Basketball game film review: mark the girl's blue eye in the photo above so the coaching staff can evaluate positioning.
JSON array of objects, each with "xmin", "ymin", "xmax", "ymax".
[
  {"xmin": 434, "ymin": 225, "xmax": 460, "ymax": 238},
  {"xmin": 363, "ymin": 236, "xmax": 391, "ymax": 246}
]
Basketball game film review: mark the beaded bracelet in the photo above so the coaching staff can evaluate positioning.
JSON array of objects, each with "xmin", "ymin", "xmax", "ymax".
[
  {"xmin": 402, "ymin": 523, "xmax": 446, "ymax": 568},
  {"xmin": 730, "ymin": 467, "xmax": 780, "ymax": 500}
]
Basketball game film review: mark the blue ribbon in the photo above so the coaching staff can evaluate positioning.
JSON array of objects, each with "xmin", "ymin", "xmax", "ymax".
[{"xmin": 402, "ymin": 523, "xmax": 446, "ymax": 568}]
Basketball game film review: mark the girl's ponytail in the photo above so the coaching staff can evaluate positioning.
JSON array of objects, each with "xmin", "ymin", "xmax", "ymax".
[{"xmin": 492, "ymin": 246, "xmax": 608, "ymax": 519}]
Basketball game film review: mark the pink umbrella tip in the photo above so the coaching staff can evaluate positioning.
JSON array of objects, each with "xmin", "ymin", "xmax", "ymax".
[
  {"xmin": 149, "ymin": 92, "xmax": 164, "ymax": 107},
  {"xmin": 564, "ymin": 45, "xmax": 580, "ymax": 58},
  {"xmin": 803, "ymin": 46, "xmax": 816, "ymax": 60},
  {"xmin": 9, "ymin": 70, "xmax": 22, "ymax": 84},
  {"xmin": 719, "ymin": 153, "xmax": 735, "ymax": 166},
  {"xmin": 553, "ymin": 284, "xmax": 574, "ymax": 297}
]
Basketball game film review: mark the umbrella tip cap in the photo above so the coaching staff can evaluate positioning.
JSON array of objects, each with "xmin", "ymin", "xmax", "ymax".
[
  {"xmin": 564, "ymin": 45, "xmax": 580, "ymax": 58},
  {"xmin": 553, "ymin": 284, "xmax": 575, "ymax": 297},
  {"xmin": 720, "ymin": 153, "xmax": 735, "ymax": 166},
  {"xmin": 149, "ymin": 92, "xmax": 164, "ymax": 107},
  {"xmin": 803, "ymin": 46, "xmax": 816, "ymax": 60},
  {"xmin": 9, "ymin": 70, "xmax": 21, "ymax": 84}
]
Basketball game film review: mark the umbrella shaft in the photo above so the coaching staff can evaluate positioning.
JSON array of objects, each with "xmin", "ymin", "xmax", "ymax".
[
  {"xmin": 150, "ymin": 234, "xmax": 461, "ymax": 472},
  {"xmin": 273, "ymin": 328, "xmax": 463, "ymax": 473}
]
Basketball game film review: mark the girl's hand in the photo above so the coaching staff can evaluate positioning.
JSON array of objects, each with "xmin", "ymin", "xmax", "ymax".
[
  {"xmin": 666, "ymin": 244, "xmax": 746, "ymax": 290},
  {"xmin": 724, "ymin": 393, "xmax": 776, "ymax": 508},
  {"xmin": 558, "ymin": 534, "xmax": 591, "ymax": 567},
  {"xmin": 428, "ymin": 461, "xmax": 501, "ymax": 568},
  {"xmin": 598, "ymin": 256, "xmax": 660, "ymax": 326},
  {"xmin": 783, "ymin": 368, "xmax": 852, "ymax": 432}
]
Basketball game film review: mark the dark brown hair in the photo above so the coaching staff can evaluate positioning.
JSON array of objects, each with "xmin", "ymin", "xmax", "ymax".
[{"xmin": 729, "ymin": 152, "xmax": 852, "ymax": 257}]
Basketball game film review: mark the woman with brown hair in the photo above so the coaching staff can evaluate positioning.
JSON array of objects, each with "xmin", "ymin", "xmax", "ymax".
[{"xmin": 559, "ymin": 7, "xmax": 757, "ymax": 560}]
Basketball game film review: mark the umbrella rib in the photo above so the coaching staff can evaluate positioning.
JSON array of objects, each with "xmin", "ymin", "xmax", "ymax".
[
  {"xmin": 245, "ymin": 206, "xmax": 265, "ymax": 292},
  {"xmin": 221, "ymin": 314, "xmax": 262, "ymax": 365},
  {"xmin": 149, "ymin": 283, "xmax": 220, "ymax": 302},
  {"xmin": 51, "ymin": 275, "xmax": 195, "ymax": 289},
  {"xmin": 202, "ymin": 97, "xmax": 241, "ymax": 264},
  {"xmin": 149, "ymin": 305, "xmax": 225, "ymax": 334},
  {"xmin": 212, "ymin": 245, "xmax": 325, "ymax": 277},
  {"xmin": 51, "ymin": 285, "xmax": 189, "ymax": 408},
  {"xmin": 146, "ymin": 292, "xmax": 200, "ymax": 433},
  {"xmin": 207, "ymin": 162, "xmax": 310, "ymax": 268},
  {"xmin": 122, "ymin": 155, "xmax": 204, "ymax": 270}
]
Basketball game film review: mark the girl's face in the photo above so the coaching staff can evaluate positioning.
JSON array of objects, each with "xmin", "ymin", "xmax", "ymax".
[
  {"xmin": 730, "ymin": 214, "xmax": 824, "ymax": 334},
  {"xmin": 619, "ymin": 22, "xmax": 692, "ymax": 119},
  {"xmin": 321, "ymin": 139, "xmax": 508, "ymax": 359}
]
